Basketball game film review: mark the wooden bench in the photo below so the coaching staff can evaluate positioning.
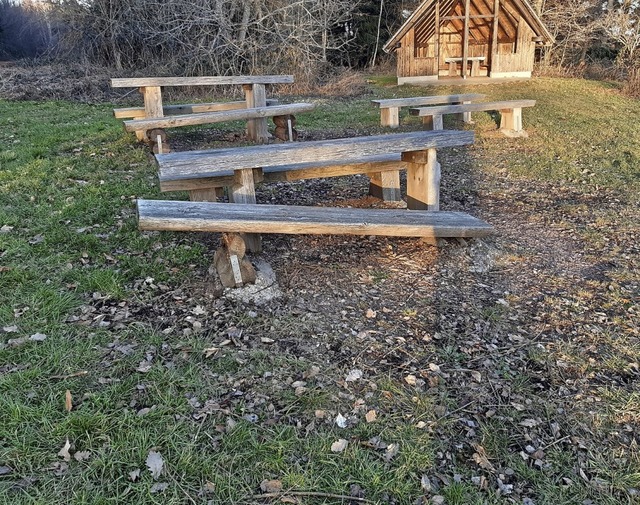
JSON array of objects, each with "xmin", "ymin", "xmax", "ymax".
[
  {"xmin": 111, "ymin": 75, "xmax": 294, "ymax": 144},
  {"xmin": 372, "ymin": 93, "xmax": 486, "ymax": 128},
  {"xmin": 410, "ymin": 100, "xmax": 536, "ymax": 137},
  {"xmin": 445, "ymin": 56, "xmax": 486, "ymax": 77},
  {"xmin": 144, "ymin": 130, "xmax": 492, "ymax": 255}
]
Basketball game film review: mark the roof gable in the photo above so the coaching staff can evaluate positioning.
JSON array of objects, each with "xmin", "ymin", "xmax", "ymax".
[{"xmin": 383, "ymin": 0, "xmax": 553, "ymax": 52}]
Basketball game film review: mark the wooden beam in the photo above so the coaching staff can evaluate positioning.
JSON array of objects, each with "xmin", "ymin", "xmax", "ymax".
[
  {"xmin": 113, "ymin": 99, "xmax": 279, "ymax": 119},
  {"xmin": 123, "ymin": 103, "xmax": 315, "ymax": 132},
  {"xmin": 463, "ymin": 0, "xmax": 471, "ymax": 78},
  {"xmin": 156, "ymin": 130, "xmax": 475, "ymax": 182},
  {"xmin": 492, "ymin": 0, "xmax": 500, "ymax": 72},
  {"xmin": 410, "ymin": 99, "xmax": 536, "ymax": 116},
  {"xmin": 159, "ymin": 157, "xmax": 407, "ymax": 193},
  {"xmin": 435, "ymin": 0, "xmax": 441, "ymax": 69},
  {"xmin": 372, "ymin": 93, "xmax": 485, "ymax": 109},
  {"xmin": 136, "ymin": 200, "xmax": 494, "ymax": 239},
  {"xmin": 112, "ymin": 75, "xmax": 294, "ymax": 87}
]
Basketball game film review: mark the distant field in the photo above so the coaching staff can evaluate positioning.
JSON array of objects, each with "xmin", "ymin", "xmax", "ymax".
[{"xmin": 0, "ymin": 77, "xmax": 638, "ymax": 504}]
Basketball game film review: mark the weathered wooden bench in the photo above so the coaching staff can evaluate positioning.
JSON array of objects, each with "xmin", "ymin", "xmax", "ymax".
[
  {"xmin": 371, "ymin": 93, "xmax": 486, "ymax": 128},
  {"xmin": 410, "ymin": 99, "xmax": 536, "ymax": 137},
  {"xmin": 141, "ymin": 130, "xmax": 492, "ymax": 257},
  {"xmin": 111, "ymin": 75, "xmax": 294, "ymax": 144},
  {"xmin": 445, "ymin": 56, "xmax": 486, "ymax": 77}
]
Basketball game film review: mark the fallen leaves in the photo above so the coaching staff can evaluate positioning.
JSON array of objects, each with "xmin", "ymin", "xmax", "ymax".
[
  {"xmin": 57, "ymin": 439, "xmax": 71, "ymax": 462},
  {"xmin": 345, "ymin": 369, "xmax": 363, "ymax": 382},
  {"xmin": 330, "ymin": 439, "xmax": 348, "ymax": 453},
  {"xmin": 365, "ymin": 410, "xmax": 377, "ymax": 423},
  {"xmin": 334, "ymin": 413, "xmax": 348, "ymax": 428},
  {"xmin": 146, "ymin": 450, "xmax": 164, "ymax": 479}
]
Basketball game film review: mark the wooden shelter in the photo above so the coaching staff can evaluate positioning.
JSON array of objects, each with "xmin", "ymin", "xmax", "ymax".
[{"xmin": 384, "ymin": 0, "xmax": 553, "ymax": 84}]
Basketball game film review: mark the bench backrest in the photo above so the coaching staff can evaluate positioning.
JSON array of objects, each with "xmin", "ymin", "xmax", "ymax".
[
  {"xmin": 111, "ymin": 75, "xmax": 294, "ymax": 88},
  {"xmin": 372, "ymin": 93, "xmax": 485, "ymax": 108},
  {"xmin": 157, "ymin": 130, "xmax": 474, "ymax": 182}
]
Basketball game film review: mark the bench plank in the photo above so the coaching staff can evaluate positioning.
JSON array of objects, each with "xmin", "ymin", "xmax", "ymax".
[
  {"xmin": 371, "ymin": 93, "xmax": 485, "ymax": 109},
  {"xmin": 111, "ymin": 75, "xmax": 294, "ymax": 87},
  {"xmin": 137, "ymin": 200, "xmax": 493, "ymax": 238},
  {"xmin": 124, "ymin": 103, "xmax": 315, "ymax": 132},
  {"xmin": 410, "ymin": 100, "xmax": 536, "ymax": 116},
  {"xmin": 159, "ymin": 154, "xmax": 406, "ymax": 192},
  {"xmin": 114, "ymin": 100, "xmax": 279, "ymax": 119},
  {"xmin": 157, "ymin": 130, "xmax": 475, "ymax": 182}
]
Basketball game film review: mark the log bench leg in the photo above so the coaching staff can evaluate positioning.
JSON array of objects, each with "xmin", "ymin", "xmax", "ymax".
[
  {"xmin": 402, "ymin": 149, "xmax": 440, "ymax": 211},
  {"xmin": 423, "ymin": 114, "xmax": 444, "ymax": 130},
  {"xmin": 229, "ymin": 168, "xmax": 262, "ymax": 253},
  {"xmin": 369, "ymin": 171, "xmax": 401, "ymax": 201},
  {"xmin": 499, "ymin": 107, "xmax": 527, "ymax": 138},
  {"xmin": 244, "ymin": 83, "xmax": 270, "ymax": 143},
  {"xmin": 380, "ymin": 107, "xmax": 400, "ymax": 128},
  {"xmin": 214, "ymin": 233, "xmax": 257, "ymax": 288}
]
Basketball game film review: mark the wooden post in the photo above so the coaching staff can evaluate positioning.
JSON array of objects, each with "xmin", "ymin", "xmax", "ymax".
[
  {"xmin": 462, "ymin": 101, "xmax": 473, "ymax": 123},
  {"xmin": 402, "ymin": 149, "xmax": 440, "ymax": 211},
  {"xmin": 463, "ymin": 0, "xmax": 471, "ymax": 78},
  {"xmin": 435, "ymin": 0, "xmax": 441, "ymax": 75},
  {"xmin": 243, "ymin": 83, "xmax": 269, "ymax": 143},
  {"xmin": 189, "ymin": 187, "xmax": 225, "ymax": 202},
  {"xmin": 229, "ymin": 168, "xmax": 262, "ymax": 253},
  {"xmin": 381, "ymin": 107, "xmax": 400, "ymax": 128},
  {"xmin": 137, "ymin": 86, "xmax": 163, "ymax": 142},
  {"xmin": 423, "ymin": 114, "xmax": 444, "ymax": 130},
  {"xmin": 491, "ymin": 0, "xmax": 500, "ymax": 75},
  {"xmin": 499, "ymin": 107, "xmax": 527, "ymax": 137},
  {"xmin": 369, "ymin": 171, "xmax": 402, "ymax": 201},
  {"xmin": 214, "ymin": 233, "xmax": 257, "ymax": 288}
]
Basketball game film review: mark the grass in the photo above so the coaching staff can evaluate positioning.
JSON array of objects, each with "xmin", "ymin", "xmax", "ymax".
[{"xmin": 1, "ymin": 77, "xmax": 640, "ymax": 504}]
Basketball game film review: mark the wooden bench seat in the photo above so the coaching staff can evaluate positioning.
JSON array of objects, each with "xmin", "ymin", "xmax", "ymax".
[
  {"xmin": 137, "ymin": 200, "xmax": 493, "ymax": 238},
  {"xmin": 123, "ymin": 102, "xmax": 315, "ymax": 133},
  {"xmin": 372, "ymin": 93, "xmax": 486, "ymax": 128},
  {"xmin": 113, "ymin": 99, "xmax": 279, "ymax": 119},
  {"xmin": 410, "ymin": 99, "xmax": 536, "ymax": 137}
]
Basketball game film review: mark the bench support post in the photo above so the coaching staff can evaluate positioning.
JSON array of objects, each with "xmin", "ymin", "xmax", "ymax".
[
  {"xmin": 381, "ymin": 107, "xmax": 400, "ymax": 128},
  {"xmin": 229, "ymin": 168, "xmax": 262, "ymax": 253},
  {"xmin": 461, "ymin": 101, "xmax": 473, "ymax": 123},
  {"xmin": 369, "ymin": 171, "xmax": 401, "ymax": 201},
  {"xmin": 448, "ymin": 61, "xmax": 458, "ymax": 76},
  {"xmin": 499, "ymin": 107, "xmax": 527, "ymax": 137},
  {"xmin": 423, "ymin": 114, "xmax": 444, "ymax": 130},
  {"xmin": 243, "ymin": 84, "xmax": 270, "ymax": 143},
  {"xmin": 189, "ymin": 187, "xmax": 225, "ymax": 202},
  {"xmin": 137, "ymin": 86, "xmax": 164, "ymax": 142},
  {"xmin": 403, "ymin": 149, "xmax": 440, "ymax": 211}
]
